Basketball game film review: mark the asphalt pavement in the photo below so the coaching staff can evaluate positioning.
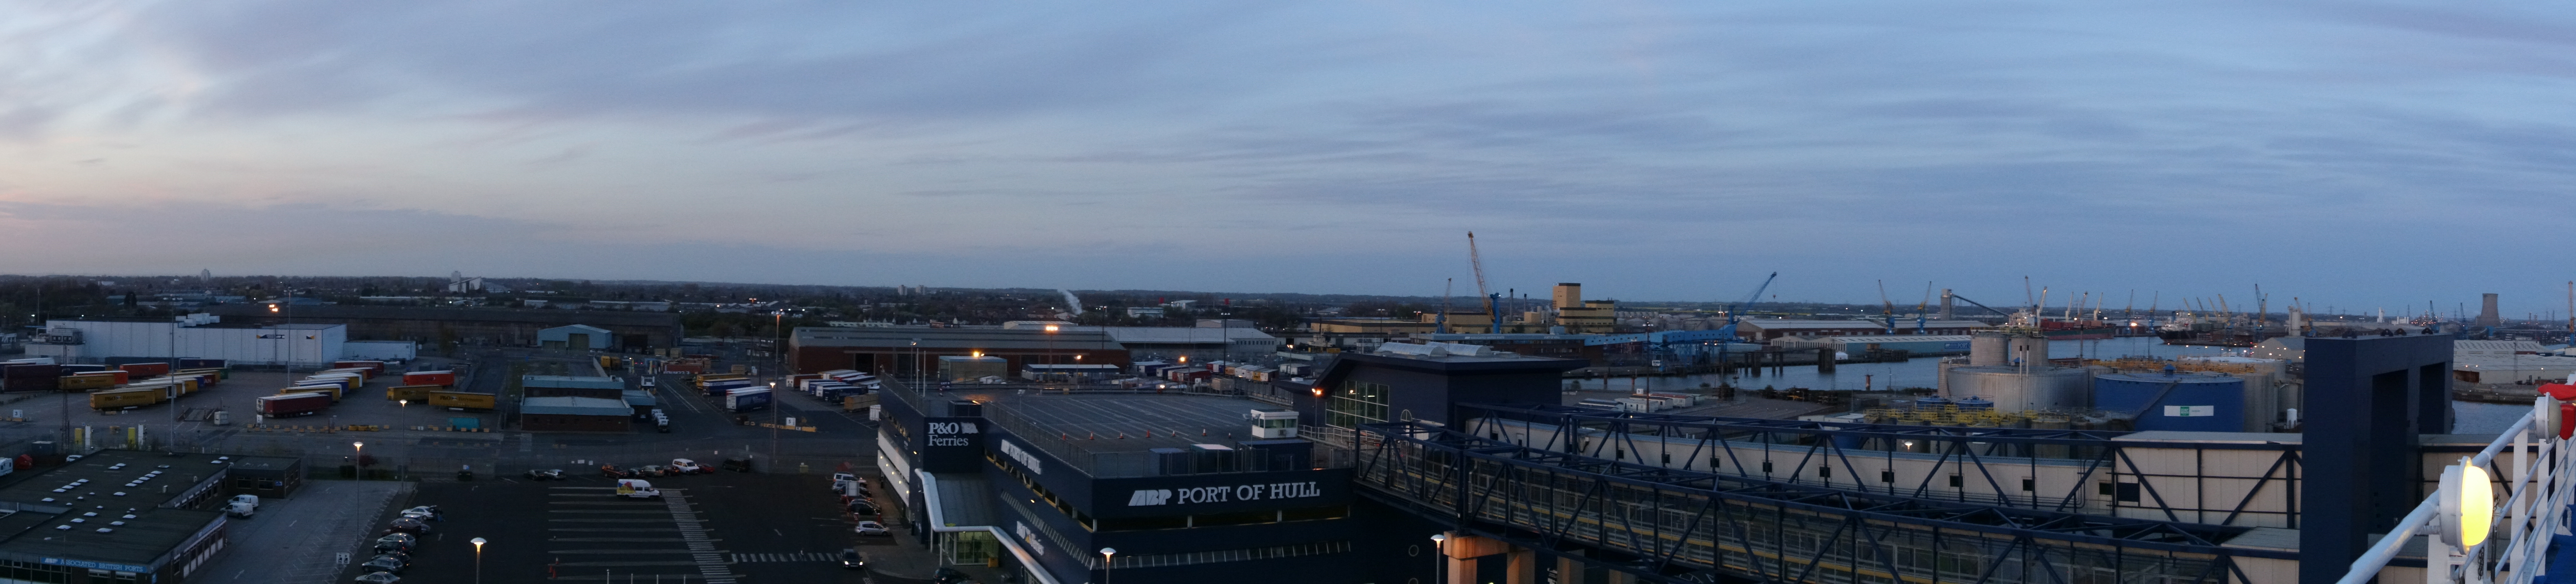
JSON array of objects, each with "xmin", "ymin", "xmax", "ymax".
[{"xmin": 390, "ymin": 470, "xmax": 928, "ymax": 583}]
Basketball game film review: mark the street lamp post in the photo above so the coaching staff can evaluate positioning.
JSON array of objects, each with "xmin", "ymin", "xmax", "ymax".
[
  {"xmin": 352, "ymin": 441, "xmax": 364, "ymax": 478},
  {"xmin": 470, "ymin": 537, "xmax": 486, "ymax": 584},
  {"xmin": 1430, "ymin": 534, "xmax": 1448, "ymax": 584},
  {"xmin": 1043, "ymin": 324, "xmax": 1059, "ymax": 384},
  {"xmin": 1099, "ymin": 548, "xmax": 1117, "ymax": 584}
]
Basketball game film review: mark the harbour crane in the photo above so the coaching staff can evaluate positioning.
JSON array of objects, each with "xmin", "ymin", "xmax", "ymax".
[
  {"xmin": 1711, "ymin": 272, "xmax": 1778, "ymax": 375},
  {"xmin": 1877, "ymin": 280, "xmax": 1898, "ymax": 334},
  {"xmin": 1467, "ymin": 232, "xmax": 1500, "ymax": 333},
  {"xmin": 1913, "ymin": 282, "xmax": 1934, "ymax": 334}
]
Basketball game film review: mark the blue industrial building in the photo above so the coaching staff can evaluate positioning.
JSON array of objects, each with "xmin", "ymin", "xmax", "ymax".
[{"xmin": 536, "ymin": 324, "xmax": 614, "ymax": 350}]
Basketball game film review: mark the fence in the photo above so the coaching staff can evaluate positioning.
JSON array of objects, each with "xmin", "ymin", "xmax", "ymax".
[{"xmin": 2339, "ymin": 397, "xmax": 2572, "ymax": 584}]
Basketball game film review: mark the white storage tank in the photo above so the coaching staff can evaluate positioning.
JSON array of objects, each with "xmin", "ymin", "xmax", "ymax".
[
  {"xmin": 1944, "ymin": 365, "xmax": 2090, "ymax": 413},
  {"xmin": 1968, "ymin": 331, "xmax": 2011, "ymax": 366}
]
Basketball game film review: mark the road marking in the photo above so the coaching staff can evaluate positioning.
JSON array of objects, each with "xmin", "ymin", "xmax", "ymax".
[{"xmin": 663, "ymin": 490, "xmax": 737, "ymax": 584}]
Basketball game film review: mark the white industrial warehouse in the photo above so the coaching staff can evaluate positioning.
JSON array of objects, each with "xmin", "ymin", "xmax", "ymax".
[{"xmin": 23, "ymin": 314, "xmax": 414, "ymax": 366}]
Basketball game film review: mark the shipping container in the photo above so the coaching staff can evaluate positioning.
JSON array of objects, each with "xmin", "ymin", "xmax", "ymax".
[
  {"xmin": 283, "ymin": 385, "xmax": 344, "ymax": 402},
  {"xmin": 402, "ymin": 371, "xmax": 457, "ymax": 387},
  {"xmin": 724, "ymin": 388, "xmax": 771, "ymax": 413},
  {"xmin": 386, "ymin": 385, "xmax": 437, "ymax": 402},
  {"xmin": 257, "ymin": 392, "xmax": 332, "ymax": 417},
  {"xmin": 318, "ymin": 367, "xmax": 373, "ymax": 380},
  {"xmin": 428, "ymin": 390, "xmax": 497, "ymax": 411},
  {"xmin": 118, "ymin": 363, "xmax": 171, "ymax": 378},
  {"xmin": 331, "ymin": 361, "xmax": 386, "ymax": 375},
  {"xmin": 175, "ymin": 368, "xmax": 226, "ymax": 382},
  {"xmin": 58, "ymin": 375, "xmax": 115, "ymax": 391},
  {"xmin": 90, "ymin": 388, "xmax": 166, "ymax": 410}
]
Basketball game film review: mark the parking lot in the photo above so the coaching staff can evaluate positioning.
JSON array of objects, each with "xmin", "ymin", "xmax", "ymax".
[{"xmin": 369, "ymin": 470, "xmax": 916, "ymax": 583}]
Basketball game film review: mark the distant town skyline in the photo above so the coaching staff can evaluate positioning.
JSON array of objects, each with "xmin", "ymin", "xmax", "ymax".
[{"xmin": 3, "ymin": 2, "xmax": 2570, "ymax": 314}]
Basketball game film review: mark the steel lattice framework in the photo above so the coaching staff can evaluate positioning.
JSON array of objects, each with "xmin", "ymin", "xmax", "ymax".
[
  {"xmin": 1458, "ymin": 403, "xmax": 2304, "ymax": 526},
  {"xmin": 1354, "ymin": 420, "xmax": 2294, "ymax": 584}
]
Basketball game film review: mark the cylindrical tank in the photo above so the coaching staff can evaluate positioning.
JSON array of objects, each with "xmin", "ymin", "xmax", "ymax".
[
  {"xmin": 1913, "ymin": 396, "xmax": 1952, "ymax": 410},
  {"xmin": 1943, "ymin": 366, "xmax": 2090, "ymax": 413},
  {"xmin": 1969, "ymin": 331, "xmax": 2012, "ymax": 366},
  {"xmin": 1954, "ymin": 397, "xmax": 1994, "ymax": 411},
  {"xmin": 2006, "ymin": 333, "xmax": 2050, "ymax": 365},
  {"xmin": 2094, "ymin": 372, "xmax": 2248, "ymax": 432}
]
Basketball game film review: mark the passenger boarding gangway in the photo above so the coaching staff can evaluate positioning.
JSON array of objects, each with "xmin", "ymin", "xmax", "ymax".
[{"xmin": 1353, "ymin": 418, "xmax": 2297, "ymax": 584}]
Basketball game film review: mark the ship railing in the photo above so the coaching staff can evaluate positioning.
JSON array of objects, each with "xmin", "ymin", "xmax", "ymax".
[{"xmin": 2339, "ymin": 397, "xmax": 2572, "ymax": 584}]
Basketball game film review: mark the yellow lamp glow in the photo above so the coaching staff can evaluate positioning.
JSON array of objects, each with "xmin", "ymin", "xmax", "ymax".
[{"xmin": 2440, "ymin": 458, "xmax": 2493, "ymax": 549}]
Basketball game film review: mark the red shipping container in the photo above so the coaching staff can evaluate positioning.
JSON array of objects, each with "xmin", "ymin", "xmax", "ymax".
[
  {"xmin": 402, "ymin": 371, "xmax": 457, "ymax": 387},
  {"xmin": 256, "ymin": 393, "xmax": 332, "ymax": 417},
  {"xmin": 119, "ymin": 363, "xmax": 171, "ymax": 378}
]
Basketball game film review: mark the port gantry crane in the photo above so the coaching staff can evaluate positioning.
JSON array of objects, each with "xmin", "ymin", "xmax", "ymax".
[{"xmin": 1467, "ymin": 232, "xmax": 1501, "ymax": 334}]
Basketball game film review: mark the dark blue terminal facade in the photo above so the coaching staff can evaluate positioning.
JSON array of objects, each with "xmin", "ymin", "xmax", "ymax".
[{"xmin": 871, "ymin": 351, "xmax": 1583, "ymax": 584}]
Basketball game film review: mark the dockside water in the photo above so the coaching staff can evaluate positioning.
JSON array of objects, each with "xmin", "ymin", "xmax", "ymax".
[{"xmin": 1574, "ymin": 336, "xmax": 2520, "ymax": 434}]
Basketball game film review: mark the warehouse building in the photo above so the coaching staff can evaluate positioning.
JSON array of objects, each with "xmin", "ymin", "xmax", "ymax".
[
  {"xmin": 0, "ymin": 450, "xmax": 308, "ymax": 583},
  {"xmin": 1101, "ymin": 325, "xmax": 1280, "ymax": 364},
  {"xmin": 522, "ymin": 375, "xmax": 625, "ymax": 400},
  {"xmin": 788, "ymin": 326, "xmax": 1129, "ymax": 377},
  {"xmin": 521, "ymin": 397, "xmax": 634, "ymax": 432},
  {"xmin": 23, "ymin": 316, "xmax": 349, "ymax": 367},
  {"xmin": 1731, "ymin": 318, "xmax": 1991, "ymax": 340},
  {"xmin": 536, "ymin": 324, "xmax": 615, "ymax": 351},
  {"xmin": 204, "ymin": 305, "xmax": 682, "ymax": 350}
]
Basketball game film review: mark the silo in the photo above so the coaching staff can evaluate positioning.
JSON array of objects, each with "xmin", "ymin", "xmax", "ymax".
[
  {"xmin": 1943, "ymin": 366, "xmax": 2090, "ymax": 413},
  {"xmin": 1968, "ymin": 330, "xmax": 2012, "ymax": 366},
  {"xmin": 2006, "ymin": 333, "xmax": 2051, "ymax": 365},
  {"xmin": 2093, "ymin": 372, "xmax": 2249, "ymax": 432}
]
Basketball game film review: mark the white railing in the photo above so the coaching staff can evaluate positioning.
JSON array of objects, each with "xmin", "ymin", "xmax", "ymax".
[{"xmin": 2341, "ymin": 397, "xmax": 2575, "ymax": 584}]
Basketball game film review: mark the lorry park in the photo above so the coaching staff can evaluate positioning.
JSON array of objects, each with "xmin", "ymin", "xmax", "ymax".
[{"xmin": 0, "ymin": 347, "xmax": 901, "ymax": 584}]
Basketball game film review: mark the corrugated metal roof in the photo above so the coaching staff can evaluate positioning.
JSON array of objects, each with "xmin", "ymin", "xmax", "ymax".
[
  {"xmin": 522, "ymin": 396, "xmax": 630, "ymax": 416},
  {"xmin": 1102, "ymin": 327, "xmax": 1277, "ymax": 344}
]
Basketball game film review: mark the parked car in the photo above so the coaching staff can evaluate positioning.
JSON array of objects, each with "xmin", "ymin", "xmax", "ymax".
[
  {"xmin": 386, "ymin": 517, "xmax": 432, "ymax": 535},
  {"xmin": 599, "ymin": 464, "xmax": 632, "ymax": 479},
  {"xmin": 847, "ymin": 501, "xmax": 879, "ymax": 515},
  {"xmin": 353, "ymin": 572, "xmax": 401, "ymax": 584},
  {"xmin": 635, "ymin": 465, "xmax": 668, "ymax": 477},
  {"xmin": 721, "ymin": 458, "xmax": 753, "ymax": 472},
  {"xmin": 526, "ymin": 469, "xmax": 565, "ymax": 481},
  {"xmin": 372, "ymin": 533, "xmax": 417, "ymax": 553},
  {"xmin": 839, "ymin": 548, "xmax": 866, "ymax": 570},
  {"xmin": 360, "ymin": 554, "xmax": 410, "ymax": 574},
  {"xmin": 398, "ymin": 506, "xmax": 441, "ymax": 521},
  {"xmin": 854, "ymin": 520, "xmax": 890, "ymax": 536},
  {"xmin": 669, "ymin": 459, "xmax": 706, "ymax": 474}
]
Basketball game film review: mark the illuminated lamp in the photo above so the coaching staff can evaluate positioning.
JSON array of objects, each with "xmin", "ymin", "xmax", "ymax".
[{"xmin": 2438, "ymin": 457, "xmax": 2493, "ymax": 549}]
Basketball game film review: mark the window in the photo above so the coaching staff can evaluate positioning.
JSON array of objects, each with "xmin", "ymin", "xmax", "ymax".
[
  {"xmin": 2114, "ymin": 482, "xmax": 2141, "ymax": 503},
  {"xmin": 1947, "ymin": 474, "xmax": 1963, "ymax": 488},
  {"xmin": 2020, "ymin": 478, "xmax": 2035, "ymax": 491},
  {"xmin": 1325, "ymin": 381, "xmax": 1391, "ymax": 429},
  {"xmin": 1880, "ymin": 470, "xmax": 1895, "ymax": 483}
]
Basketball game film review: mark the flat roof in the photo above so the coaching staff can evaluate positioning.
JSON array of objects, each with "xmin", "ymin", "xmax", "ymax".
[
  {"xmin": 1102, "ymin": 327, "xmax": 1277, "ymax": 344},
  {"xmin": 523, "ymin": 396, "xmax": 632, "ymax": 416},
  {"xmin": 0, "ymin": 450, "xmax": 240, "ymax": 569},
  {"xmin": 793, "ymin": 327, "xmax": 1119, "ymax": 351},
  {"xmin": 956, "ymin": 391, "xmax": 1281, "ymax": 454}
]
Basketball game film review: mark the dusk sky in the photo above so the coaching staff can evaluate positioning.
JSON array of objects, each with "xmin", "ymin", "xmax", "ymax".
[{"xmin": 4, "ymin": 2, "xmax": 2571, "ymax": 316}]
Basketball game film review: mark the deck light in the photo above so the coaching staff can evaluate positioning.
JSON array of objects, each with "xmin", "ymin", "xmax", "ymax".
[{"xmin": 2439, "ymin": 457, "xmax": 2492, "ymax": 549}]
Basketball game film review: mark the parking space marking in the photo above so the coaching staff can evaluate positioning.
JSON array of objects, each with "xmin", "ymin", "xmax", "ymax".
[
  {"xmin": 729, "ymin": 552, "xmax": 833, "ymax": 563},
  {"xmin": 663, "ymin": 489, "xmax": 740, "ymax": 584}
]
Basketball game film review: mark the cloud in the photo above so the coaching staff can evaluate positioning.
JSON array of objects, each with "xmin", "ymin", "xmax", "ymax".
[{"xmin": 0, "ymin": 1, "xmax": 2572, "ymax": 311}]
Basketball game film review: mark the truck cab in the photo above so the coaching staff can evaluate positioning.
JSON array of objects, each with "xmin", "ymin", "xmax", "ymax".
[{"xmin": 226, "ymin": 494, "xmax": 259, "ymax": 518}]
